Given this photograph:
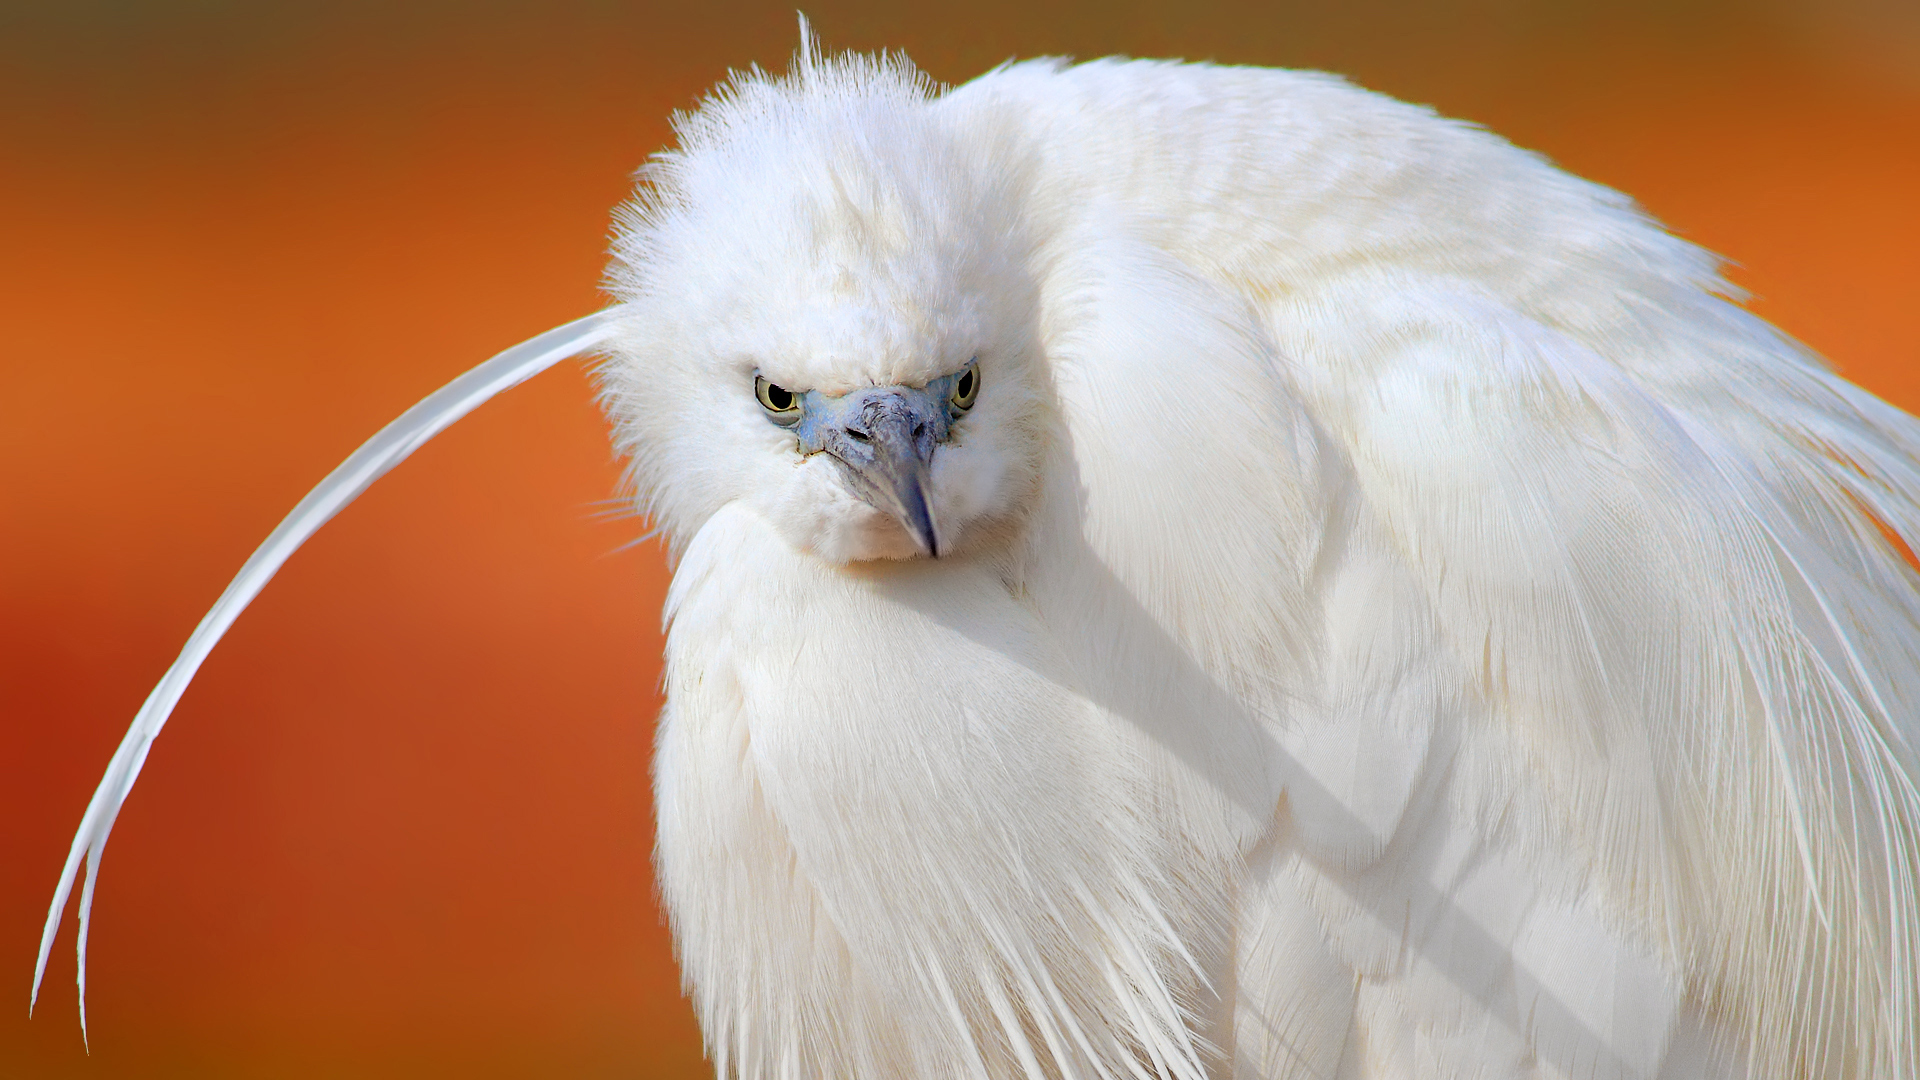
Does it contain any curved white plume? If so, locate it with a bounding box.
[32,310,618,1040]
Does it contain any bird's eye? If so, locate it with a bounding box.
[755,376,802,424]
[950,362,980,412]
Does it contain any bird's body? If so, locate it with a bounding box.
[39,40,1920,1080]
[602,50,1920,1079]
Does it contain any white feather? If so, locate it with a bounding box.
[32,311,616,1038]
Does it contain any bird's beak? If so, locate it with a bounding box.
[811,389,942,557]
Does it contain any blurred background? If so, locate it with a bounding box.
[1,0,1915,1075]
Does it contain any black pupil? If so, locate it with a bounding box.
[956,369,975,399]
[766,384,793,410]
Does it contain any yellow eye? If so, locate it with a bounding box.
[755,375,801,422]
[950,362,980,411]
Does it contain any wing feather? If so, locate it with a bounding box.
[1271,269,1920,1076]
[972,57,1920,1074]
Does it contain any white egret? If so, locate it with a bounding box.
[36,35,1920,1079]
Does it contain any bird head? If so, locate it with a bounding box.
[599,49,1047,565]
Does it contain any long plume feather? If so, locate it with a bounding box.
[32,311,617,1038]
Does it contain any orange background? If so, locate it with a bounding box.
[2,2,1916,1076]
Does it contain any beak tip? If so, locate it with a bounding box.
[907,517,939,559]
[900,476,940,559]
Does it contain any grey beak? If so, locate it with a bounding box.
[815,390,940,557]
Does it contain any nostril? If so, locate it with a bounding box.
[846,428,872,443]
[911,422,926,440]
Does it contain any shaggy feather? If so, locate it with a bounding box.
[602,48,1920,1077]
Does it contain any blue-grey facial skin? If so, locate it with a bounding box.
[764,364,973,557]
